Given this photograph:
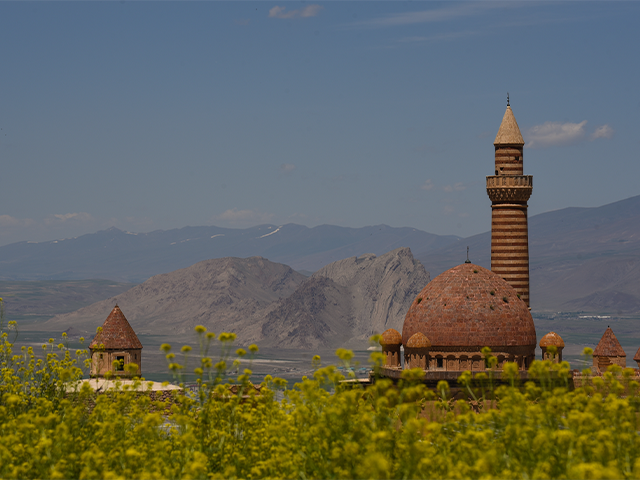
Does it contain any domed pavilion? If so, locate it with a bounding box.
[379,263,536,378]
[401,263,536,371]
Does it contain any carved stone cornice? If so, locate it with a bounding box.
[486,175,532,202]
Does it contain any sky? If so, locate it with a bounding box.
[0,1,639,246]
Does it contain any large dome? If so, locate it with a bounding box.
[402,263,536,348]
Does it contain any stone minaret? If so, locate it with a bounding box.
[486,102,532,306]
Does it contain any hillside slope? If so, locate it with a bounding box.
[45,248,430,349]
[45,257,306,336]
[259,248,430,349]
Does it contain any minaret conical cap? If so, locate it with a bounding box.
[494,106,525,146]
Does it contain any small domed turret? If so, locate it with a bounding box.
[540,332,565,363]
[404,332,431,370]
[406,332,431,349]
[380,328,402,346]
[379,329,402,369]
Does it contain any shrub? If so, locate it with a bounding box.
[2,308,640,479]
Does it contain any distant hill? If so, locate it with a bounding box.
[45,248,429,349]
[44,256,306,337]
[6,195,640,315]
[418,195,640,313]
[0,223,459,282]
[259,248,430,349]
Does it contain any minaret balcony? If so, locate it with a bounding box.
[486,175,533,202]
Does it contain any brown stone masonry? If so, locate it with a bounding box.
[489,203,531,306]
[487,105,532,307]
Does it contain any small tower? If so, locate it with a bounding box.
[486,101,533,306]
[405,332,430,370]
[593,327,626,372]
[540,332,565,363]
[634,347,640,369]
[379,329,402,369]
[89,305,143,377]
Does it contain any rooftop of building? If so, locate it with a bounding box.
[593,327,626,357]
[494,105,525,146]
[89,305,143,350]
[402,263,536,348]
[540,332,565,348]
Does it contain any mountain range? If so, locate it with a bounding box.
[418,195,640,312]
[0,224,458,282]
[4,194,640,315]
[45,248,429,349]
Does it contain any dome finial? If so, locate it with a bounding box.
[507,92,510,107]
[465,246,471,263]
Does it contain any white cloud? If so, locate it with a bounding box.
[526,121,587,149]
[420,179,434,191]
[280,163,296,173]
[45,212,94,225]
[591,124,614,140]
[269,5,323,19]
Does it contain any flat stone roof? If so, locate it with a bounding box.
[70,378,182,392]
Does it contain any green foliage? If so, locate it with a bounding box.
[2,311,640,479]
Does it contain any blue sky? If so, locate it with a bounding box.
[0,1,638,246]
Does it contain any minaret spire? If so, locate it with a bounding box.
[486,102,533,306]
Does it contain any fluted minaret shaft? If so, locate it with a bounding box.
[486,106,532,306]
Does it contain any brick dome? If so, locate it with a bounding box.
[380,328,402,346]
[540,332,565,348]
[406,332,431,349]
[402,263,536,348]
